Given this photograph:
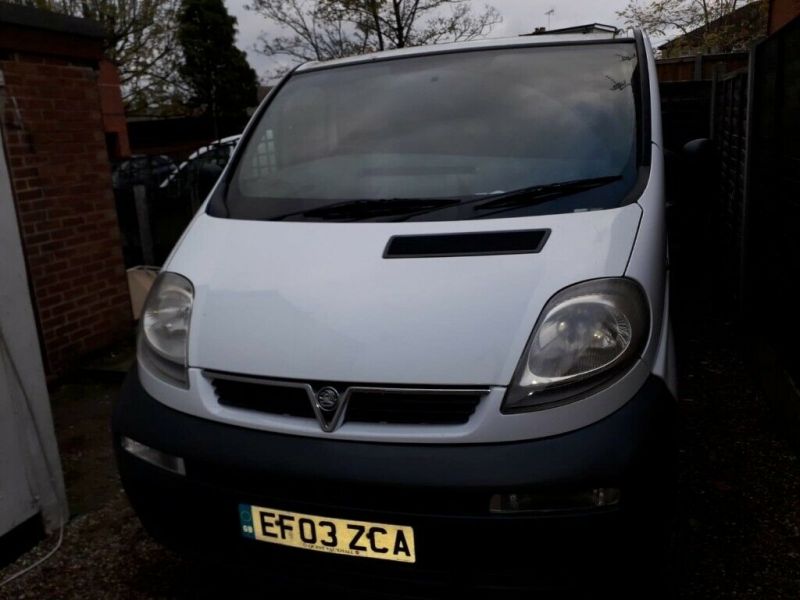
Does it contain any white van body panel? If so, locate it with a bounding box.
[138,32,674,444]
[652,274,678,397]
[625,42,670,388]
[137,357,651,444]
[627,147,666,369]
[168,205,641,387]
[296,33,621,73]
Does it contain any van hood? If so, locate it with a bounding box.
[169,206,642,386]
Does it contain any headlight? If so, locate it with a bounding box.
[138,272,194,388]
[503,278,649,412]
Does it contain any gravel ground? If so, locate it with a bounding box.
[1,293,799,598]
[673,314,800,598]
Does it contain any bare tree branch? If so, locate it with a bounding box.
[7,0,185,114]
[617,0,767,55]
[248,0,501,71]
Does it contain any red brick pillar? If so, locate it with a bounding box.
[1,10,132,377]
[98,59,130,160]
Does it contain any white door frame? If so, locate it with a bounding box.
[0,85,68,537]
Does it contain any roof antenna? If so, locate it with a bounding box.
[545,8,555,30]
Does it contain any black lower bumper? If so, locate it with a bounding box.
[112,368,676,594]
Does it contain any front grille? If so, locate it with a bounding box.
[208,372,485,427]
[212,378,315,419]
[345,390,480,425]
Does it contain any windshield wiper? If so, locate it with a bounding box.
[267,176,621,221]
[271,198,461,221]
[470,175,623,212]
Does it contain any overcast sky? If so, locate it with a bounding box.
[226,0,643,82]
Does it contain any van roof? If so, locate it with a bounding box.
[295,31,633,73]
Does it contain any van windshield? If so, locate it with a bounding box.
[223,42,643,221]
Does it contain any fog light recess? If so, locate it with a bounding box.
[121,437,186,475]
[489,488,621,513]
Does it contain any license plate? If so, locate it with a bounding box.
[239,503,416,563]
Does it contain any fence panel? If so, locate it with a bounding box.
[112,141,235,268]
[659,81,713,152]
[712,70,750,307]
[112,154,192,267]
[746,15,800,432]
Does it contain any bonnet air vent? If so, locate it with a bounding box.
[384,229,550,258]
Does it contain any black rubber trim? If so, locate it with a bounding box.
[634,29,653,167]
[383,229,550,258]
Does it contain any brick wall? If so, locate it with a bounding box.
[769,0,800,33]
[98,58,130,159]
[1,53,131,376]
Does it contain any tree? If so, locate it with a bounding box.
[336,0,502,49]
[618,0,767,56]
[245,0,373,63]
[177,0,259,124]
[7,1,184,114]
[247,0,501,69]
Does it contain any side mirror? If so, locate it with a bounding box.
[681,138,716,200]
[682,138,715,171]
[665,139,715,207]
[672,138,716,262]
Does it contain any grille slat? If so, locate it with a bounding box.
[212,378,315,419]
[209,373,483,427]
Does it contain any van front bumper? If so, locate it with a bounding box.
[112,367,676,594]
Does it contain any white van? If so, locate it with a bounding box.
[114,29,677,593]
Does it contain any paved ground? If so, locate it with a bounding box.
[1,290,800,598]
